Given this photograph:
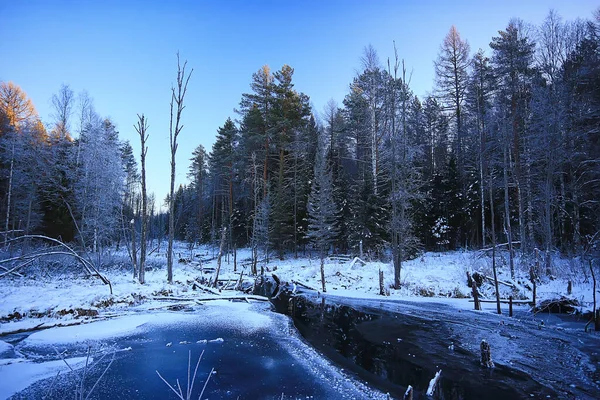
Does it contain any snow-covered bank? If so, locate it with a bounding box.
[1,244,597,328]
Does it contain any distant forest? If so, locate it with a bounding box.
[1,11,599,271]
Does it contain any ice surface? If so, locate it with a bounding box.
[0,357,88,399]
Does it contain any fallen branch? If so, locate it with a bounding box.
[479,241,521,252]
[234,270,244,291]
[291,280,317,291]
[0,259,35,277]
[349,257,367,268]
[479,274,516,289]
[194,281,221,295]
[5,235,112,294]
[0,265,23,277]
[469,299,531,304]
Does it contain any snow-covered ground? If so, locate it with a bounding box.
[1,243,596,330]
[0,242,597,398]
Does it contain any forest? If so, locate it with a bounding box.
[1,11,599,288]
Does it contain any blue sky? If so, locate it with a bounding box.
[0,0,596,207]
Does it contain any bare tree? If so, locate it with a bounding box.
[167,54,193,284]
[135,114,149,284]
[51,84,74,138]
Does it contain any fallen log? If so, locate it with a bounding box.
[349,257,367,268]
[196,295,270,302]
[479,274,517,289]
[469,299,531,304]
[193,281,221,295]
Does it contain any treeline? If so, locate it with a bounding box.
[1,11,599,282]
[0,84,157,252]
[172,11,600,270]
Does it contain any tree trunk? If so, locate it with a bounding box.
[489,171,500,314]
[4,141,15,246]
[131,219,138,279]
[213,227,227,288]
[503,145,515,279]
[320,250,326,293]
[167,54,192,284]
[137,115,149,285]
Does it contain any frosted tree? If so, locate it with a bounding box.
[0,82,42,244]
[74,117,124,252]
[385,53,421,288]
[307,130,338,293]
[51,84,74,138]
[490,19,536,260]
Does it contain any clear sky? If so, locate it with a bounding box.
[0,0,596,208]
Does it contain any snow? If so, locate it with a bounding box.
[0,357,88,399]
[0,241,597,397]
[22,313,194,346]
[1,244,596,331]
[0,341,12,356]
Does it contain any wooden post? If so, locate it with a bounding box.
[591,260,598,331]
[480,340,494,368]
[567,280,572,295]
[509,295,513,317]
[467,272,480,310]
[529,266,537,309]
[379,269,385,296]
[402,385,413,400]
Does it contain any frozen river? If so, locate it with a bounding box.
[1,300,384,399]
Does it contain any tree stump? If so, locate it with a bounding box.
[480,339,494,368]
[467,272,481,310]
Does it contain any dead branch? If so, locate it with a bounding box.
[5,235,112,294]
[291,280,318,291]
[0,264,24,277]
[194,280,221,295]
[0,258,35,277]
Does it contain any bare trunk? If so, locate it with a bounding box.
[320,251,326,293]
[489,171,500,313]
[213,227,227,288]
[167,54,193,284]
[131,220,138,279]
[136,115,149,285]
[503,145,515,279]
[4,142,15,246]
